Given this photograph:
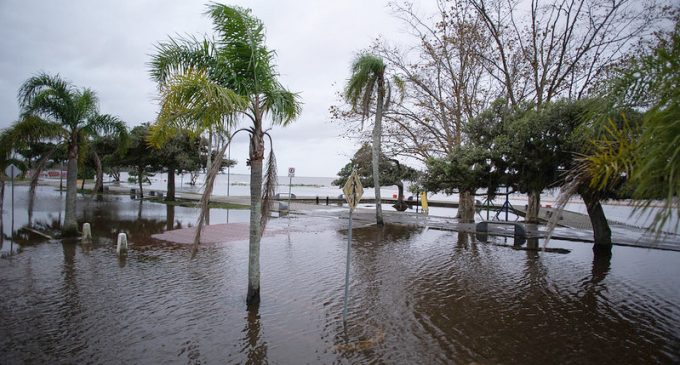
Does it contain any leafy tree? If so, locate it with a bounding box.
[505,100,590,223]
[81,131,129,196]
[465,99,592,223]
[5,74,125,236]
[123,124,160,198]
[149,4,301,306]
[93,135,126,184]
[201,149,237,173]
[151,131,202,201]
[333,143,419,211]
[422,146,500,222]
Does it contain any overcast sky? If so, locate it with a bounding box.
[0,0,437,177]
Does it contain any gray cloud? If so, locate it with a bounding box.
[0,0,428,177]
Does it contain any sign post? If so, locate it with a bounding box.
[342,169,363,323]
[287,167,295,212]
[227,142,231,197]
[5,164,21,251]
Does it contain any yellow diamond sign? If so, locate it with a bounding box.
[342,170,363,211]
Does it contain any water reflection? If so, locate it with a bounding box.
[60,240,84,354]
[580,251,612,309]
[242,308,268,365]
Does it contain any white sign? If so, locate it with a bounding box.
[342,170,364,211]
[288,167,295,178]
[4,163,21,179]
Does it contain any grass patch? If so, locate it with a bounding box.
[154,198,248,210]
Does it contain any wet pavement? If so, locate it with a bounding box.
[87,178,680,252]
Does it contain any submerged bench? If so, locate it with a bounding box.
[475,221,526,238]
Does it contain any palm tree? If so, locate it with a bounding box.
[10,73,126,236]
[344,54,400,225]
[545,23,680,252]
[150,4,301,307]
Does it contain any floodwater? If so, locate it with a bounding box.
[1,186,679,364]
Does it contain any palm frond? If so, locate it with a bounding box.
[632,100,680,233]
[260,136,277,232]
[261,85,302,126]
[21,88,71,123]
[191,137,230,258]
[157,70,247,132]
[149,35,216,84]
[582,117,636,193]
[207,4,264,46]
[543,170,585,248]
[74,89,100,122]
[1,115,66,153]
[18,72,73,108]
[83,114,129,156]
[344,53,386,119]
[206,3,274,95]
[147,120,180,149]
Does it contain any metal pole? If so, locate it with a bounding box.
[505,186,509,221]
[227,142,231,196]
[416,191,419,213]
[59,160,64,193]
[343,208,352,323]
[11,166,15,252]
[288,176,292,212]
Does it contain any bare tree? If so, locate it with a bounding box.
[332,0,494,222]
[468,0,665,222]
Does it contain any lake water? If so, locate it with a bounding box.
[1,186,679,363]
[108,171,679,231]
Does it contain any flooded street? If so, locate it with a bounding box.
[1,187,679,364]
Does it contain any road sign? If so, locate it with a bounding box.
[4,163,21,178]
[342,170,363,211]
[288,167,295,177]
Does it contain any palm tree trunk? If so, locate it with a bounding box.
[63,140,79,236]
[526,190,541,224]
[59,160,64,191]
[0,177,5,225]
[206,129,213,175]
[583,193,612,254]
[247,131,264,307]
[93,150,104,196]
[372,80,385,226]
[166,168,175,201]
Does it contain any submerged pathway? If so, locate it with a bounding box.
[288,203,680,252]
[36,179,680,251]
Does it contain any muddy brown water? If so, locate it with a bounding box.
[1,186,679,364]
